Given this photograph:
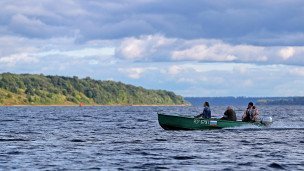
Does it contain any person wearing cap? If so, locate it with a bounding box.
[221,106,237,121]
[195,101,211,119]
[242,102,260,122]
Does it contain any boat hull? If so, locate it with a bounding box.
[158,113,268,130]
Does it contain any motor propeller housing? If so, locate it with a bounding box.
[261,116,273,126]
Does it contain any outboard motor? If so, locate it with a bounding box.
[261,116,273,126]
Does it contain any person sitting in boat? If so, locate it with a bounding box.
[195,101,211,119]
[220,106,237,121]
[242,102,260,122]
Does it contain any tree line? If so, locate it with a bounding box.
[0,73,185,105]
[185,96,304,106]
[256,97,304,105]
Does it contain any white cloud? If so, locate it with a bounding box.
[168,65,184,75]
[0,53,38,67]
[118,38,145,60]
[243,79,253,87]
[278,47,295,60]
[171,44,239,62]
[115,35,304,66]
[176,77,197,83]
[38,47,115,58]
[126,68,145,79]
[0,36,39,56]
[170,41,272,63]
[118,67,157,79]
[233,65,248,75]
[273,80,304,96]
[10,14,45,28]
[4,1,87,17]
[289,67,304,76]
[0,35,119,75]
[116,35,176,60]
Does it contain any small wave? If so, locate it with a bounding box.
[223,124,262,130]
[155,166,170,170]
[136,119,148,122]
[193,139,210,143]
[139,151,150,156]
[0,138,29,142]
[112,141,126,144]
[154,138,167,142]
[266,127,304,131]
[253,154,264,158]
[19,131,42,135]
[0,119,16,122]
[70,139,86,142]
[82,115,92,118]
[45,118,61,121]
[271,141,288,145]
[131,140,142,144]
[112,140,142,144]
[239,140,251,144]
[268,162,285,170]
[88,167,101,170]
[7,151,23,155]
[148,147,167,151]
[268,121,304,130]
[172,156,196,160]
[68,119,84,122]
[131,163,169,170]
[224,125,304,131]
[238,162,253,166]
[119,126,137,129]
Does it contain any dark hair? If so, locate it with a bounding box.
[248,102,254,106]
[204,101,210,107]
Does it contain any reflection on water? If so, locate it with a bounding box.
[0,105,303,170]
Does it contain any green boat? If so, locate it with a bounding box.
[158,113,272,130]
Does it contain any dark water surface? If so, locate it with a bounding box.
[0,106,303,170]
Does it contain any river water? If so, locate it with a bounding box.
[0,105,303,170]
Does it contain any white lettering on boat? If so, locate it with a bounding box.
[194,119,209,125]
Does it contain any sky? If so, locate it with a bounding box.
[1,0,304,97]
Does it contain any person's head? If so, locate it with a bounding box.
[203,101,210,107]
[248,102,254,108]
[227,106,233,110]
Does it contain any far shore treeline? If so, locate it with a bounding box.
[0,73,186,106]
[185,96,304,106]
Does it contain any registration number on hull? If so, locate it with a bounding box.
[194,119,217,126]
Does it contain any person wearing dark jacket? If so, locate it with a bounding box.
[195,101,211,119]
[221,106,237,121]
